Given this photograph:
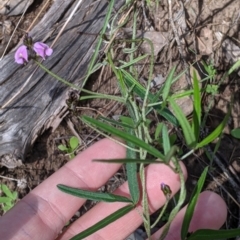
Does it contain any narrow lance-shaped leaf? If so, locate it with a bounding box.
[228,59,240,75]
[81,116,165,160]
[196,105,231,149]
[164,146,179,164]
[162,67,176,101]
[57,185,133,203]
[192,70,201,141]
[155,122,163,140]
[126,129,140,204]
[70,205,134,240]
[121,69,178,126]
[162,124,170,155]
[98,116,135,129]
[119,54,149,69]
[94,158,164,164]
[169,98,196,147]
[181,167,208,240]
[188,228,240,240]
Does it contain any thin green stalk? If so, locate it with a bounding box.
[82,0,116,87]
[151,199,170,229]
[160,157,186,240]
[35,61,125,103]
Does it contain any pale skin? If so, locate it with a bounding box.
[0,139,227,240]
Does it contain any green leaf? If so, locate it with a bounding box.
[125,129,139,204]
[11,192,18,200]
[2,205,12,212]
[162,67,176,101]
[94,158,164,164]
[81,116,165,160]
[0,184,13,199]
[118,54,149,69]
[228,59,240,75]
[98,116,135,129]
[206,84,218,94]
[57,185,133,203]
[169,98,196,147]
[181,167,208,240]
[160,108,179,126]
[121,69,178,126]
[164,146,179,164]
[162,124,170,155]
[169,133,177,145]
[58,145,68,151]
[155,122,163,140]
[192,70,201,141]
[69,136,79,150]
[196,107,231,149]
[231,128,240,139]
[188,228,240,240]
[4,201,13,207]
[70,205,134,240]
[152,69,186,103]
[119,116,135,128]
[0,197,12,203]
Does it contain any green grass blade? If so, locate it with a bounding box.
[192,70,201,141]
[126,129,139,204]
[162,124,170,155]
[188,228,240,240]
[162,67,176,101]
[228,59,240,75]
[160,108,179,126]
[181,167,208,240]
[70,205,134,240]
[155,122,163,140]
[81,116,165,160]
[57,185,132,203]
[169,98,196,147]
[196,107,230,149]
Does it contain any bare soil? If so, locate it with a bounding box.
[1,0,240,237]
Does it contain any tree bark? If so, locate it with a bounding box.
[0,0,124,168]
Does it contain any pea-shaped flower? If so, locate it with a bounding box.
[160,182,172,200]
[33,42,53,60]
[14,45,28,64]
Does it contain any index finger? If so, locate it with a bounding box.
[0,139,126,240]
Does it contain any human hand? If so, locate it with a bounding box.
[0,139,227,240]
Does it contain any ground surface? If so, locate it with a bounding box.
[1,0,240,238]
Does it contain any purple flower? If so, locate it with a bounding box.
[160,182,172,200]
[33,42,53,60]
[14,45,28,64]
